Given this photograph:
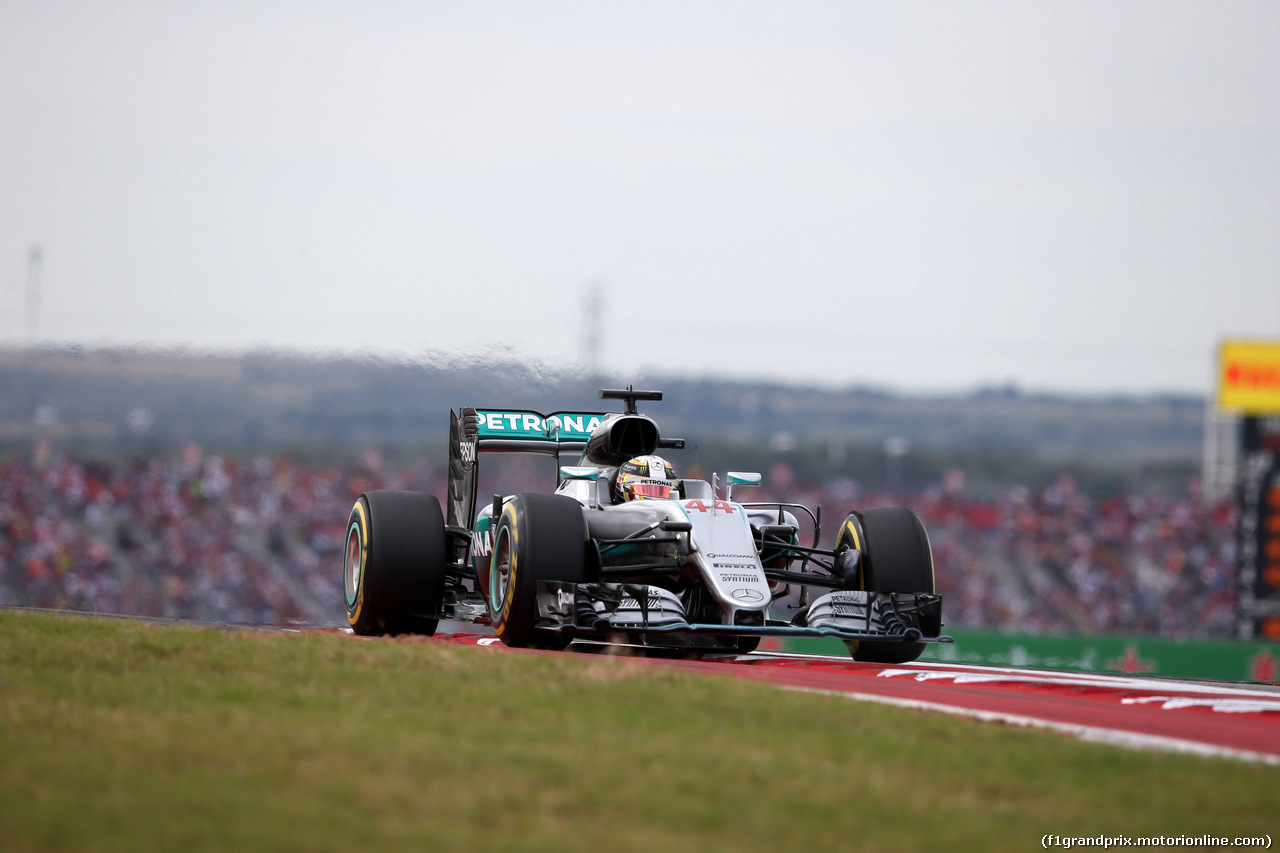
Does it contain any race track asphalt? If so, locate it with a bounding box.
[429,625,1280,765]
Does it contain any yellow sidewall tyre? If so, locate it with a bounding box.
[343,490,446,636]
[835,507,934,664]
[487,493,588,649]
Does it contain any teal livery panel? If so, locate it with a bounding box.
[473,410,608,443]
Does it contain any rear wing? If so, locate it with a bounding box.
[462,409,609,455]
[447,407,611,530]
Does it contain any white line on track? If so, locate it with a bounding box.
[880,666,1280,701]
[778,684,1280,766]
[743,650,1280,700]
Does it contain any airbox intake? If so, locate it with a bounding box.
[583,415,660,465]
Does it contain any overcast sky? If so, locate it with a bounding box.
[1,1,1277,395]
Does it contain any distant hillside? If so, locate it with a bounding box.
[0,346,1208,494]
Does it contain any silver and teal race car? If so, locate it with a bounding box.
[342,387,948,662]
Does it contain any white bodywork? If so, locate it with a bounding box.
[554,475,774,625]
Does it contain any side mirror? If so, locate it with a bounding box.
[559,466,601,481]
[560,466,604,508]
[725,471,761,501]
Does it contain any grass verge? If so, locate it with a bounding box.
[1,610,1275,852]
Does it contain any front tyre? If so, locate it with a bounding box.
[835,507,934,664]
[488,493,588,650]
[344,490,447,636]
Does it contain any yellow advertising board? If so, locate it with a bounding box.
[1218,339,1280,414]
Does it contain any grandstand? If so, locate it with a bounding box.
[0,451,1235,638]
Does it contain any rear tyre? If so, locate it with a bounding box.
[835,507,934,664]
[488,493,588,650]
[344,491,447,636]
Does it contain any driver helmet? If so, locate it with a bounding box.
[615,455,678,502]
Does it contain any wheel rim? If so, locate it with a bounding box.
[343,521,362,607]
[490,525,512,614]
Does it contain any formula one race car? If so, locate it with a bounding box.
[342,388,949,662]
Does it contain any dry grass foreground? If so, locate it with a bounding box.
[1,609,1275,853]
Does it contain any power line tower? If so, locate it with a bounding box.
[580,279,605,379]
[26,244,42,345]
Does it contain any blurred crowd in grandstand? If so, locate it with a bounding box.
[0,448,1237,637]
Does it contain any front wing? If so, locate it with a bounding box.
[535,581,953,646]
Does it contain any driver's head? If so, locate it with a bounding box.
[615,455,678,502]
